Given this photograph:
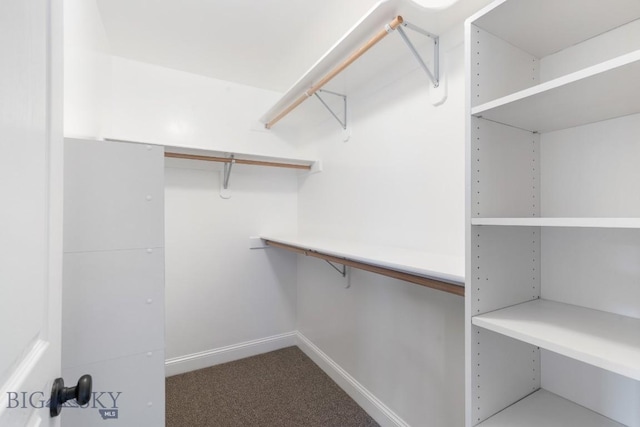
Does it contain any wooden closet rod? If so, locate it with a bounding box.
[264,240,465,297]
[164,152,311,170]
[265,16,404,129]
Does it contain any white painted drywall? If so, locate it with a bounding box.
[294,24,468,427]
[105,57,301,374]
[107,56,301,158]
[164,158,299,372]
[64,0,111,139]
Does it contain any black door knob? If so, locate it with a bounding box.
[49,374,92,417]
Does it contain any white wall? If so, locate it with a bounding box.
[63,4,307,158]
[164,158,299,375]
[294,24,468,427]
[107,57,301,158]
[63,0,111,139]
[104,57,302,375]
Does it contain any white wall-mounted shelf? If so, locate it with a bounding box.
[261,234,464,292]
[473,299,640,381]
[478,389,623,427]
[471,50,640,133]
[107,138,321,173]
[470,0,640,59]
[260,0,493,128]
[471,218,640,229]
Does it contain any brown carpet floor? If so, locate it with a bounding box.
[166,346,380,427]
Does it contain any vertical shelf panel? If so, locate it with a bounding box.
[471,226,540,316]
[63,138,166,426]
[472,327,540,425]
[64,138,164,252]
[471,117,539,218]
[471,25,539,107]
[63,248,165,367]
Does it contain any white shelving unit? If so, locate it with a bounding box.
[466,1,640,426]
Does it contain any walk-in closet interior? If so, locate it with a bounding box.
[56,0,640,425]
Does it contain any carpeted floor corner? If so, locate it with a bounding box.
[166,346,380,427]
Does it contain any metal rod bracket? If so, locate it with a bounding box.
[397,22,439,88]
[223,154,235,190]
[313,89,347,130]
[325,259,347,277]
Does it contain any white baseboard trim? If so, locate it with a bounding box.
[165,331,409,426]
[295,332,410,427]
[165,331,297,377]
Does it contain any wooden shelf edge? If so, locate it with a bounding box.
[164,152,312,170]
[264,239,465,296]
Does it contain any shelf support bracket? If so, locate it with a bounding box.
[313,89,347,129]
[324,259,347,277]
[223,154,235,190]
[397,22,439,88]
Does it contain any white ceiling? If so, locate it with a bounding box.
[95,0,490,93]
[96,0,382,92]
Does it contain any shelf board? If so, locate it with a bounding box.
[260,0,493,127]
[469,0,640,58]
[471,50,640,133]
[106,138,320,172]
[260,234,464,287]
[473,299,640,381]
[471,218,640,229]
[478,389,622,427]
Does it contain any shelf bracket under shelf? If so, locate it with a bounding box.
[324,259,347,278]
[313,89,347,129]
[397,22,439,88]
[223,154,235,190]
